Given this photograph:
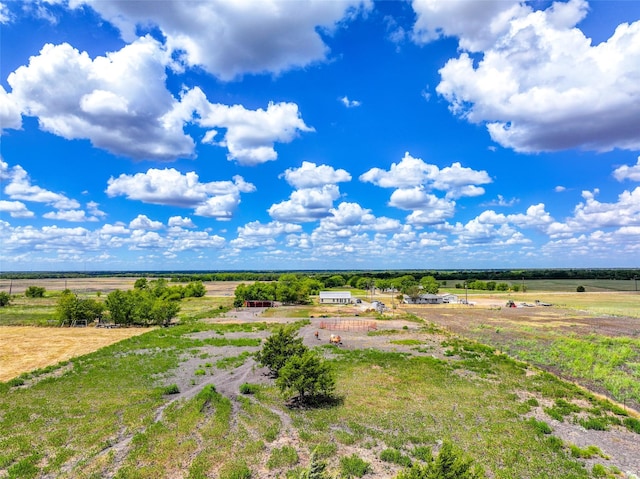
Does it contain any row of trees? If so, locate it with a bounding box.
[234,274,323,306]
[54,279,206,326]
[454,280,524,292]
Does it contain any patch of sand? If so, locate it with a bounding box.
[0,326,149,381]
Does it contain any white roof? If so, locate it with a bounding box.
[319,291,352,299]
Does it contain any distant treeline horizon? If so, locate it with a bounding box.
[1,268,638,282]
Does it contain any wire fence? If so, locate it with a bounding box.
[319,319,377,332]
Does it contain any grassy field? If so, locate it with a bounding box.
[1,280,639,478]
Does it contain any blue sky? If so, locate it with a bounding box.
[1,0,640,271]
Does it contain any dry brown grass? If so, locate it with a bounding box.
[0,326,149,381]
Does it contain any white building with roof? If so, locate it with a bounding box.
[319,291,353,304]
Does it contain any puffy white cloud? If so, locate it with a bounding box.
[168,216,196,228]
[76,0,372,80]
[231,220,302,249]
[5,38,197,160]
[2,162,80,209]
[360,152,491,197]
[106,168,255,220]
[43,209,99,222]
[268,185,341,222]
[411,0,523,50]
[281,161,351,189]
[0,85,22,130]
[433,0,640,152]
[360,152,438,188]
[340,96,361,108]
[613,156,640,182]
[166,228,225,251]
[0,200,34,218]
[166,88,314,165]
[316,202,401,235]
[129,214,164,231]
[546,187,640,237]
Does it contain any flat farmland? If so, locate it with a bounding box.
[0,326,149,382]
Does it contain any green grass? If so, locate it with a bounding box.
[2,314,634,478]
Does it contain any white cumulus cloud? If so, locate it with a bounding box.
[106,168,255,220]
[431,0,640,153]
[75,0,372,80]
[613,157,640,182]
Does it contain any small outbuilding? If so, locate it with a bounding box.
[244,300,275,308]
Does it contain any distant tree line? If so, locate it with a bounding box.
[3,268,638,282]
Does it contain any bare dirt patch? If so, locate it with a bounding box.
[0,326,149,381]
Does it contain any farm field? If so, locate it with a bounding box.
[1,280,639,478]
[0,327,149,382]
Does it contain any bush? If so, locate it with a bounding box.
[578,417,608,431]
[7,377,25,388]
[267,446,299,470]
[162,384,180,395]
[380,448,412,467]
[395,442,485,479]
[239,383,260,395]
[0,291,10,307]
[623,417,640,434]
[576,285,586,292]
[340,453,371,478]
[219,462,252,479]
[25,286,46,298]
[526,418,552,435]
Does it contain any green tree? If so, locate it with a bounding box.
[0,292,11,307]
[420,275,439,294]
[133,278,148,290]
[105,289,135,325]
[25,286,46,298]
[324,275,346,288]
[184,280,206,298]
[56,290,104,325]
[255,326,308,376]
[395,442,485,479]
[276,350,335,403]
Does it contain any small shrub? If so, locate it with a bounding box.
[162,384,180,395]
[395,442,485,479]
[194,369,206,376]
[411,446,433,462]
[380,448,412,467]
[526,418,552,435]
[339,453,371,478]
[220,462,252,479]
[569,444,604,459]
[526,397,540,407]
[267,445,299,470]
[623,417,640,434]
[313,443,337,460]
[0,291,11,307]
[546,436,564,452]
[7,377,25,388]
[578,417,608,431]
[591,464,608,478]
[239,383,260,395]
[576,285,585,292]
[25,286,46,298]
